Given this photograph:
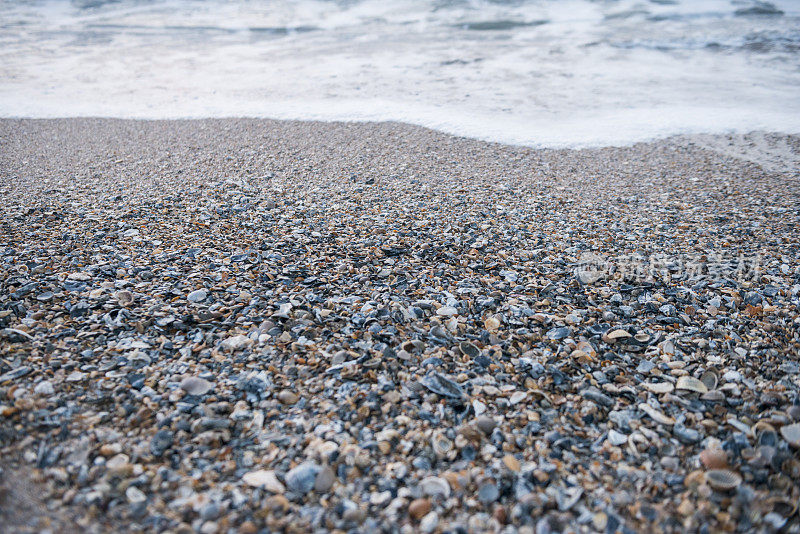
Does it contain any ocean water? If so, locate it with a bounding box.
[1,0,799,147]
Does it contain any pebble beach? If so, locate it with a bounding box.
[1,118,800,533]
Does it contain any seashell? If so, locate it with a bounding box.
[704,469,741,491]
[676,376,708,394]
[457,424,483,442]
[754,422,778,447]
[767,496,799,519]
[570,349,592,362]
[509,391,527,404]
[740,447,759,462]
[128,350,151,368]
[105,370,127,379]
[781,458,800,479]
[531,313,551,324]
[639,403,675,426]
[420,372,465,399]
[484,316,501,332]
[555,486,583,511]
[603,329,631,342]
[700,369,718,390]
[242,470,285,493]
[757,445,776,465]
[634,333,650,344]
[459,341,481,359]
[780,422,800,448]
[575,341,596,357]
[115,290,134,305]
[405,381,425,394]
[546,326,570,340]
[431,432,453,458]
[701,390,725,402]
[362,357,382,369]
[402,340,424,353]
[768,473,794,493]
[644,382,674,394]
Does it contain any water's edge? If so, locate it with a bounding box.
[3,116,798,174]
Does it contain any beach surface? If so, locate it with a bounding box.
[1,118,799,533]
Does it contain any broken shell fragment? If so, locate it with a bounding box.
[700,369,718,391]
[644,382,674,394]
[676,376,708,394]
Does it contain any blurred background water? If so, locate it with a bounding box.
[1,0,799,146]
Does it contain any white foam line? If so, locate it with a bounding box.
[2,93,800,149]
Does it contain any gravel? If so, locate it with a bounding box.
[1,118,799,533]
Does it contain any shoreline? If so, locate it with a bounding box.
[2,116,800,169]
[1,118,799,533]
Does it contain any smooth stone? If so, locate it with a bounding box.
[408,498,431,520]
[285,462,321,494]
[34,380,54,395]
[700,447,728,469]
[0,366,31,383]
[608,429,628,446]
[150,430,174,456]
[66,371,85,382]
[126,486,147,503]
[478,482,499,505]
[420,476,450,498]
[180,376,214,396]
[673,423,702,444]
[582,387,615,408]
[277,390,299,405]
[220,334,253,352]
[436,306,458,317]
[476,416,497,435]
[502,455,520,472]
[314,466,335,492]
[509,391,527,404]
[576,269,603,284]
[420,511,439,533]
[780,422,800,448]
[636,360,656,374]
[546,326,570,340]
[188,289,208,303]
[106,454,131,472]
